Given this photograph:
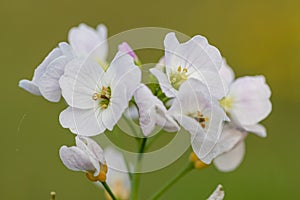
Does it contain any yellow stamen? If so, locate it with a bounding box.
[177,66,182,72]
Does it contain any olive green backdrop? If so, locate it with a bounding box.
[1,0,299,199]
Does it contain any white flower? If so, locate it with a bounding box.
[168,79,226,164]
[59,51,141,136]
[207,184,224,200]
[150,32,225,99]
[69,23,108,67]
[103,147,131,200]
[134,84,180,137]
[214,61,272,172]
[221,75,272,127]
[19,23,108,102]
[19,42,73,102]
[59,136,107,182]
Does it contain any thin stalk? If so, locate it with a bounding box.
[131,138,147,200]
[150,163,194,200]
[101,181,117,200]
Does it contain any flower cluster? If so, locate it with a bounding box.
[19,23,272,200]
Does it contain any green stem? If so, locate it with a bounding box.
[138,137,147,160]
[150,162,194,200]
[101,181,117,200]
[131,138,148,200]
[145,131,163,151]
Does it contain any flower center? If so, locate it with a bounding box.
[92,86,111,109]
[219,96,233,111]
[170,66,188,89]
[190,111,209,129]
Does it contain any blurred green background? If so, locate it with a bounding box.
[1,0,299,199]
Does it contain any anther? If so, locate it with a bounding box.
[177,66,182,72]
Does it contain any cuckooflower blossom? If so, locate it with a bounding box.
[19,42,73,102]
[150,32,225,99]
[59,51,141,136]
[168,79,226,164]
[207,185,225,200]
[19,23,108,102]
[219,61,272,128]
[213,61,272,172]
[134,84,180,137]
[103,147,131,200]
[59,136,107,182]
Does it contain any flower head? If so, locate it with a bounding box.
[59,136,107,182]
[134,84,180,137]
[168,79,226,164]
[59,51,141,136]
[19,23,108,102]
[150,32,225,99]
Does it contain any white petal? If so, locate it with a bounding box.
[124,105,139,120]
[59,106,106,136]
[58,42,75,58]
[168,79,211,115]
[243,123,267,138]
[135,84,179,136]
[228,76,272,125]
[207,184,225,200]
[208,124,246,160]
[192,104,226,164]
[219,58,235,87]
[134,85,157,135]
[60,58,104,109]
[101,102,123,131]
[18,80,41,95]
[68,23,108,62]
[96,24,108,42]
[33,47,63,82]
[38,56,69,102]
[59,145,96,172]
[19,47,63,95]
[213,141,245,172]
[164,32,180,67]
[149,68,177,98]
[76,136,106,164]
